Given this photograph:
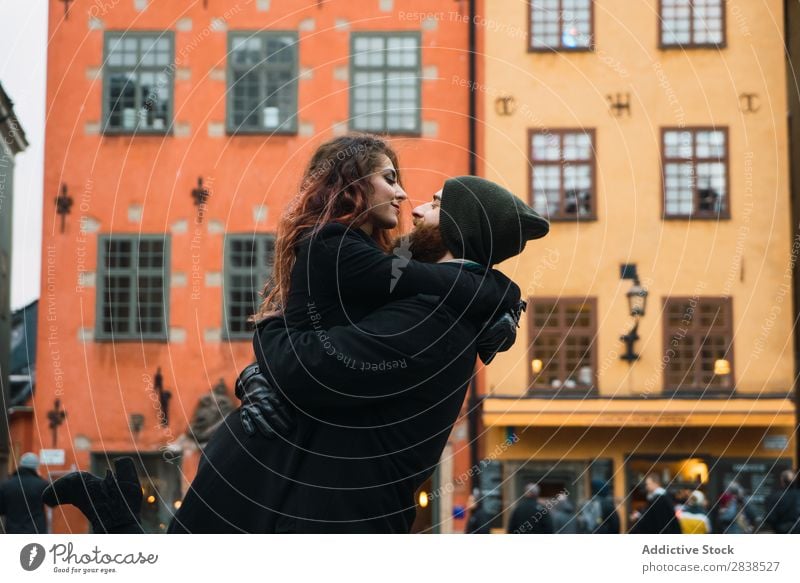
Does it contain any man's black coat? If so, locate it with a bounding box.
[506,497,554,534]
[0,468,50,533]
[630,490,682,534]
[170,296,478,533]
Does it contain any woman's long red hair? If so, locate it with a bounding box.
[255,133,402,320]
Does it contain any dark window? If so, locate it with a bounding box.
[660,0,725,48]
[529,0,593,51]
[528,298,597,393]
[96,236,169,340]
[662,128,728,218]
[663,297,733,393]
[223,234,275,338]
[350,32,421,133]
[103,32,174,133]
[227,32,298,133]
[530,129,596,220]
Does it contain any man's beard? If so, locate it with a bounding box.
[394,224,450,263]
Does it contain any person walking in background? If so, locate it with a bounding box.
[678,491,712,534]
[761,470,800,534]
[507,483,554,534]
[629,473,682,534]
[0,453,53,534]
[464,491,493,534]
[551,493,578,534]
[580,479,620,534]
[716,482,756,534]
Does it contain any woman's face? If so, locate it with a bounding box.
[364,155,407,233]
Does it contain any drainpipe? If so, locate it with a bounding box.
[468,0,477,176]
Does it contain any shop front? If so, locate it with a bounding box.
[481,397,796,532]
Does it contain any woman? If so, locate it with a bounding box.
[45,134,533,533]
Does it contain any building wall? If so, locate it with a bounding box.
[0,143,13,479]
[36,0,473,531]
[482,0,794,398]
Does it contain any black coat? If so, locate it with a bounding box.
[507,497,554,534]
[630,491,682,534]
[763,487,800,534]
[0,468,51,534]
[171,223,517,533]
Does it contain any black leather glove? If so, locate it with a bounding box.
[42,457,144,533]
[236,362,296,439]
[477,300,526,365]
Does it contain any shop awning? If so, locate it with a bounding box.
[482,397,796,428]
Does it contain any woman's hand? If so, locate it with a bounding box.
[236,363,296,439]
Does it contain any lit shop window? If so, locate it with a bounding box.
[528,298,597,394]
[663,297,733,393]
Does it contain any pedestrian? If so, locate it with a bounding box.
[583,479,620,534]
[678,490,712,534]
[716,482,756,534]
[762,470,800,534]
[629,473,682,534]
[551,493,578,534]
[507,483,554,534]
[0,453,53,534]
[464,492,494,534]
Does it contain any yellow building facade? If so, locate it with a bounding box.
[479,0,796,531]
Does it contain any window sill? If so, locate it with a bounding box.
[527,46,594,54]
[225,128,298,137]
[543,215,598,222]
[659,42,727,51]
[347,127,423,138]
[526,387,598,398]
[661,214,731,221]
[661,388,735,398]
[102,128,173,137]
[93,335,170,343]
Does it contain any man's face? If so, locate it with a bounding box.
[412,189,442,228]
[644,476,657,494]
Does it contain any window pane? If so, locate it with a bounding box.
[105,34,172,131]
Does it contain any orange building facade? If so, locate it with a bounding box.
[35,0,478,533]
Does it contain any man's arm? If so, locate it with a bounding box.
[254,296,477,409]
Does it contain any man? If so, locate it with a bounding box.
[506,483,554,534]
[629,473,682,534]
[45,176,549,533]
[0,453,53,533]
[762,469,800,534]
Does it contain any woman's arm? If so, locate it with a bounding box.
[310,223,520,321]
[253,296,475,409]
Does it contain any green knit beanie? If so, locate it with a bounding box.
[439,176,549,266]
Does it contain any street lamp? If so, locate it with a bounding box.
[620,265,648,363]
